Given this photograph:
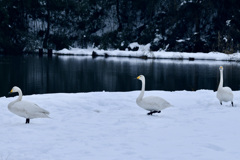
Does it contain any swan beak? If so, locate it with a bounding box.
[137,76,141,79]
[8,89,14,94]
[6,90,16,97]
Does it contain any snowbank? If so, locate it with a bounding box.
[1,90,240,160]
[54,45,240,61]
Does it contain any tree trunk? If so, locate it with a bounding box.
[116,0,122,31]
[43,0,50,49]
[193,0,201,52]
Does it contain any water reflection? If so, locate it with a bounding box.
[0,55,239,96]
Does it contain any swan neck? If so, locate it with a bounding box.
[16,89,23,101]
[218,70,223,90]
[138,79,145,100]
[8,89,22,110]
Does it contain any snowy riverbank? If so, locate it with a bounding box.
[54,46,240,61]
[1,90,240,160]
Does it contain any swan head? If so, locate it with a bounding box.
[9,86,21,93]
[137,75,145,81]
[219,66,223,71]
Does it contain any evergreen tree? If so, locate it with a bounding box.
[0,0,240,53]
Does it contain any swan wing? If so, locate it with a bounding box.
[217,87,233,102]
[11,101,50,119]
[140,96,171,111]
[223,87,233,93]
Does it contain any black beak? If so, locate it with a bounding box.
[5,92,17,98]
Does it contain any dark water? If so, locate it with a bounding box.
[0,54,240,97]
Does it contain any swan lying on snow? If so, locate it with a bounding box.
[8,86,50,124]
[216,66,234,106]
[136,75,171,115]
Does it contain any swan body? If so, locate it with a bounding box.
[8,86,50,123]
[136,75,171,115]
[216,66,234,106]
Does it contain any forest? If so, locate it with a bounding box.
[0,0,240,54]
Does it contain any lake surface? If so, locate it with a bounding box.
[0,54,239,97]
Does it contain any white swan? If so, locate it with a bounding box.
[216,66,234,106]
[136,75,171,115]
[8,86,50,123]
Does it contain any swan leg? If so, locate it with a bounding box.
[26,118,30,124]
[231,102,234,107]
[147,111,161,115]
[147,111,154,115]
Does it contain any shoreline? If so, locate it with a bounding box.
[53,48,240,62]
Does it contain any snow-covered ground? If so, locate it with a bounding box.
[1,90,240,160]
[54,43,240,61]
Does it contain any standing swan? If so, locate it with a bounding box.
[136,75,171,115]
[216,66,234,106]
[8,86,50,123]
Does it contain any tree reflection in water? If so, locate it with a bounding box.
[0,55,239,97]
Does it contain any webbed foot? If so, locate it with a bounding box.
[147,111,161,115]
